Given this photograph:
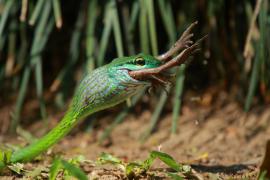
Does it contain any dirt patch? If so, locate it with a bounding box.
[0,91,269,179]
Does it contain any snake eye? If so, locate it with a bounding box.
[134,57,145,66]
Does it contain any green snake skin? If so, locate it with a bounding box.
[0,54,161,168]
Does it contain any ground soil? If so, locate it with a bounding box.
[0,90,269,179]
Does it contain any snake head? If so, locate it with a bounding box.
[110,53,161,71]
[108,53,164,87]
[108,53,175,93]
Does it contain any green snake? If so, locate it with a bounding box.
[0,22,202,169]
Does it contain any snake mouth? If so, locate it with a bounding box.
[128,68,175,93]
[118,68,150,86]
[119,68,173,92]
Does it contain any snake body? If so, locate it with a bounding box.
[0,21,202,169]
[0,54,160,168]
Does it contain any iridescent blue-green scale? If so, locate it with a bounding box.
[71,66,127,118]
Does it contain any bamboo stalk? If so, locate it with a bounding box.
[11,1,54,131]
[52,0,63,28]
[112,0,124,57]
[146,0,158,56]
[0,0,15,40]
[85,0,97,73]
[19,0,28,22]
[245,43,261,111]
[29,0,45,26]
[97,3,113,66]
[139,0,149,54]
[172,65,185,134]
[245,0,267,111]
[126,1,139,55]
[141,89,169,141]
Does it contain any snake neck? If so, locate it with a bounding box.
[10,109,79,163]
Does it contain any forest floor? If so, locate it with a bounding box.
[0,89,269,179]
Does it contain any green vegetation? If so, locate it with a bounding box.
[50,157,88,180]
[0,152,89,179]
[0,0,269,138]
[1,150,191,179]
[97,151,191,179]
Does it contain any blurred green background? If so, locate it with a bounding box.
[0,0,269,137]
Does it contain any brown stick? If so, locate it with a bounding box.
[243,0,262,72]
[157,21,198,62]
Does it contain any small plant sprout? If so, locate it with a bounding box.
[97,151,191,179]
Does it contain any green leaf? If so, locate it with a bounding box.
[96,152,126,172]
[167,172,184,180]
[96,151,182,178]
[143,151,181,172]
[0,148,13,164]
[0,150,5,164]
[68,155,85,165]
[258,170,268,180]
[49,158,63,180]
[0,162,5,169]
[97,152,122,165]
[126,162,143,176]
[7,163,24,174]
[142,154,155,170]
[61,160,88,180]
